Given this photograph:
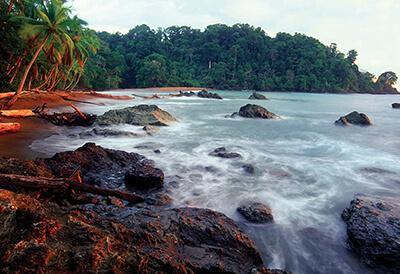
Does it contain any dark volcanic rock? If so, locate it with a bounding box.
[209,147,242,159]
[392,103,400,109]
[0,143,163,190]
[249,92,268,100]
[96,105,176,126]
[342,195,400,271]
[197,90,223,99]
[0,189,265,274]
[235,104,278,119]
[335,111,372,126]
[237,202,274,223]
[125,164,164,190]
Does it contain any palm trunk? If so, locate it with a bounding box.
[69,71,82,91]
[5,34,50,109]
[6,0,14,16]
[8,57,23,83]
[34,67,54,90]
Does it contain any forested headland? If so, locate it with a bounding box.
[1,0,398,101]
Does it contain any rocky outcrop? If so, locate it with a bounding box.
[249,92,268,100]
[335,111,372,126]
[0,189,265,273]
[96,105,176,126]
[209,147,242,159]
[125,165,164,189]
[237,202,274,223]
[197,90,223,99]
[231,104,278,119]
[0,143,164,191]
[392,103,400,109]
[342,195,400,272]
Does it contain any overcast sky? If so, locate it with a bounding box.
[70,0,400,85]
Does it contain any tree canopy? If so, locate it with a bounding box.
[1,2,398,95]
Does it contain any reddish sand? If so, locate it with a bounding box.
[0,91,111,159]
[0,88,207,159]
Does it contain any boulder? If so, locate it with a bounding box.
[0,143,164,191]
[96,105,176,126]
[342,195,400,271]
[335,111,372,126]
[392,103,400,109]
[237,202,274,223]
[249,92,268,100]
[0,189,265,274]
[197,90,223,99]
[233,104,278,119]
[209,147,242,159]
[125,164,164,189]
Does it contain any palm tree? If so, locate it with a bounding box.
[5,0,75,108]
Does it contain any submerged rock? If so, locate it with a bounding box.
[232,104,278,119]
[335,111,372,126]
[249,92,268,100]
[197,90,223,99]
[392,103,400,109]
[209,147,242,159]
[79,128,141,138]
[242,164,256,174]
[0,189,265,273]
[342,195,400,271]
[96,105,176,126]
[143,125,160,135]
[237,202,274,223]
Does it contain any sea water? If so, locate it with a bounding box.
[31,90,400,274]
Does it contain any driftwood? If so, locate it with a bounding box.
[0,173,145,204]
[33,103,97,126]
[59,95,105,106]
[132,93,163,99]
[0,109,36,118]
[0,123,20,134]
[0,92,14,100]
[89,91,134,100]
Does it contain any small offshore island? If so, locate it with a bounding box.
[1,1,400,274]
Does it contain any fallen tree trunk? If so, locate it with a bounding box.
[59,95,105,106]
[33,103,97,126]
[0,109,36,118]
[0,123,21,134]
[89,91,134,100]
[0,92,15,100]
[0,173,145,204]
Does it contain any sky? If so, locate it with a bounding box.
[70,0,400,86]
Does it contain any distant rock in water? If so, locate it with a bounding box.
[96,105,176,126]
[392,103,400,109]
[209,147,242,159]
[342,195,400,272]
[242,164,256,174]
[178,90,196,97]
[335,111,372,126]
[237,202,274,223]
[231,104,278,119]
[249,92,268,100]
[197,90,223,99]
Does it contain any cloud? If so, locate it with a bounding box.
[70,0,400,83]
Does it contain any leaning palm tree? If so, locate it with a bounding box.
[5,0,75,108]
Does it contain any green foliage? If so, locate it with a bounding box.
[82,23,397,93]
